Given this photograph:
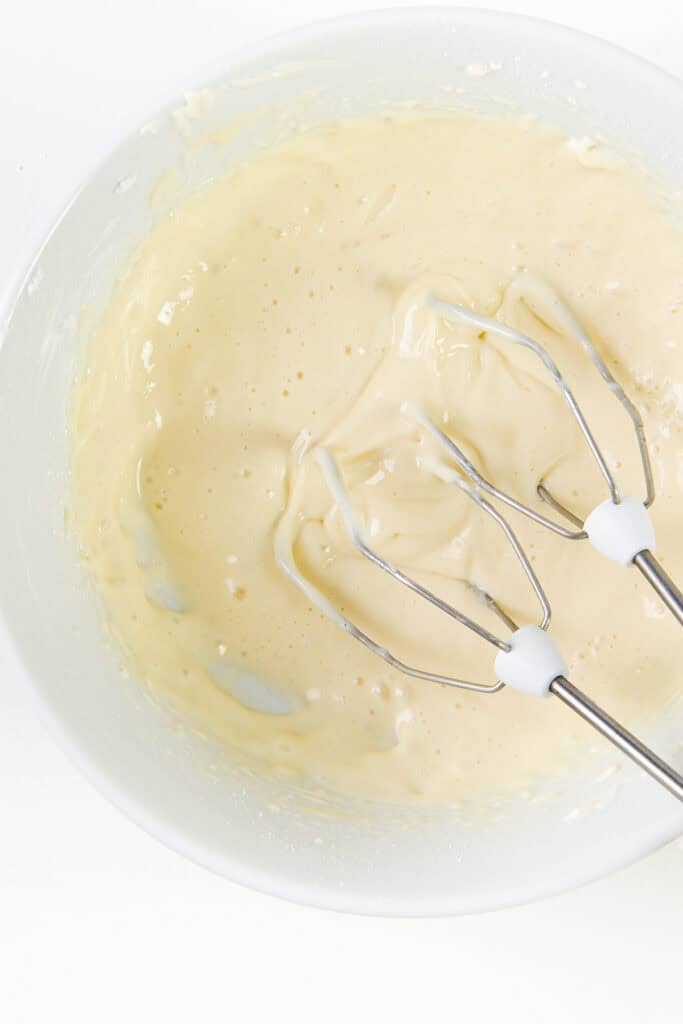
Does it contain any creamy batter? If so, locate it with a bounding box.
[71,112,683,803]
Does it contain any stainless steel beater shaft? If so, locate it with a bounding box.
[632,550,683,625]
[550,677,683,800]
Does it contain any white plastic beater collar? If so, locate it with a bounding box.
[584,494,656,566]
[495,625,567,698]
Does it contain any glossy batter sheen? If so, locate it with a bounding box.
[71,112,683,803]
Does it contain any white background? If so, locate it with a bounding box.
[1,1,682,1021]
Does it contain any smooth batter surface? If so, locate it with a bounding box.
[72,112,683,803]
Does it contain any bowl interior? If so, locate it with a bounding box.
[1,9,682,915]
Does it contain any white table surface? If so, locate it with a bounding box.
[1,1,682,1020]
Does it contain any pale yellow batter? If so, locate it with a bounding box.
[71,112,683,803]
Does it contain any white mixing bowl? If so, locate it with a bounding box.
[1,8,682,915]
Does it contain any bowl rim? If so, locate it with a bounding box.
[2,5,682,917]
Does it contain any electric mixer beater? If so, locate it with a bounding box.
[276,281,683,801]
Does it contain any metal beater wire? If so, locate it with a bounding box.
[428,294,655,529]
